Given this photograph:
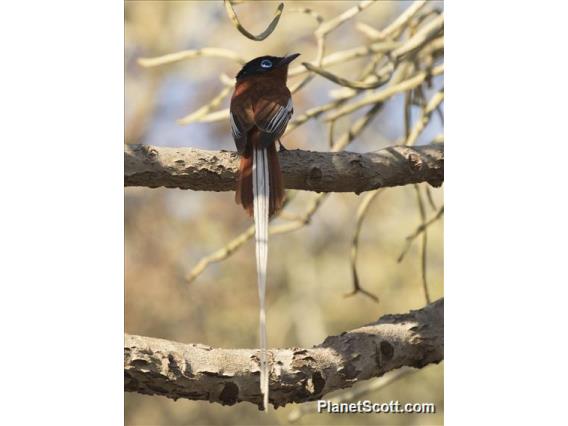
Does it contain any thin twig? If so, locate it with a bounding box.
[223,0,284,41]
[188,108,229,124]
[186,226,255,284]
[405,89,444,146]
[346,189,384,302]
[289,20,326,94]
[331,102,384,152]
[269,193,328,234]
[327,119,336,149]
[177,86,232,125]
[425,186,438,211]
[398,205,444,263]
[315,0,375,38]
[302,61,394,90]
[414,184,431,304]
[138,47,246,68]
[374,0,428,41]
[287,7,324,25]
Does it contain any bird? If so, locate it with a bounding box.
[229,53,300,411]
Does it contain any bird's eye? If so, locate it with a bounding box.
[260,59,272,69]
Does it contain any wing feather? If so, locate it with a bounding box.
[230,111,249,154]
[254,96,293,140]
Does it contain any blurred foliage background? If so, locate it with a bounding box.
[125,1,443,425]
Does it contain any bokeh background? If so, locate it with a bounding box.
[125,1,444,425]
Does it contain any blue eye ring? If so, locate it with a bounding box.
[260,59,272,69]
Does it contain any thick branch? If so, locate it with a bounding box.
[124,143,443,193]
[125,298,443,408]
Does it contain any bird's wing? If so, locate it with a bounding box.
[254,97,294,136]
[229,111,247,154]
[253,90,293,142]
[230,90,257,154]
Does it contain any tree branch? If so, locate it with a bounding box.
[124,143,443,193]
[124,298,443,409]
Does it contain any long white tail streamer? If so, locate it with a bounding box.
[252,145,269,411]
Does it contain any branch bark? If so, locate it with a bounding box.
[124,143,443,193]
[125,298,443,409]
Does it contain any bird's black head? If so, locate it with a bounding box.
[236,53,300,80]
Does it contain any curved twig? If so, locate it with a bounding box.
[224,0,284,41]
[177,86,232,125]
[346,189,384,303]
[302,62,393,90]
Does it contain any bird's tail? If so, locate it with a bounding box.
[253,144,269,411]
[235,132,284,411]
[235,136,284,217]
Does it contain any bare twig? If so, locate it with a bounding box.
[302,61,393,90]
[414,184,431,304]
[327,119,336,149]
[287,7,323,25]
[186,226,254,284]
[330,102,385,152]
[285,100,343,133]
[223,0,284,41]
[375,0,428,41]
[188,108,229,124]
[315,0,376,38]
[138,47,246,68]
[270,193,328,234]
[346,189,384,302]
[425,185,438,211]
[177,86,232,125]
[405,89,444,146]
[398,205,444,263]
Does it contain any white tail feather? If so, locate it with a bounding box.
[252,146,269,411]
